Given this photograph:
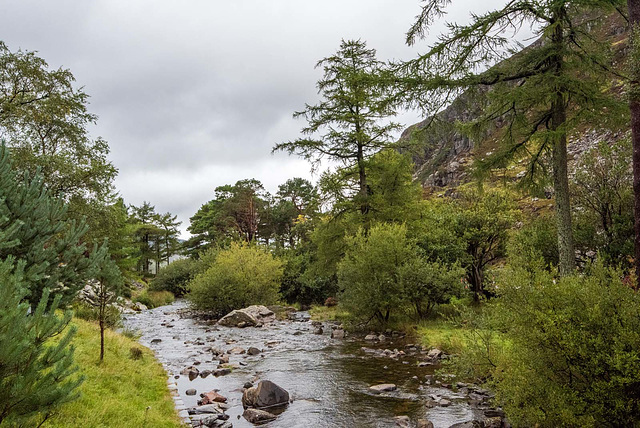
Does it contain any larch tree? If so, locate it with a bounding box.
[273,39,401,220]
[399,0,626,275]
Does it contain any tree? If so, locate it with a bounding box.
[187,242,283,316]
[187,179,269,252]
[84,243,123,361]
[274,39,401,219]
[628,0,640,287]
[0,145,93,309]
[338,223,412,324]
[399,0,626,275]
[0,41,117,205]
[572,140,634,265]
[0,258,83,426]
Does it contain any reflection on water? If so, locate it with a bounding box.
[123,301,483,428]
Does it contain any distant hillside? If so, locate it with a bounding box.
[402,11,630,191]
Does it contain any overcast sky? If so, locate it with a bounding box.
[1,0,504,238]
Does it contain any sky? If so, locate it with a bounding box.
[0,0,505,238]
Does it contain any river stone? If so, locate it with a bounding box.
[364,334,377,341]
[331,329,345,339]
[186,388,197,396]
[394,415,410,427]
[228,346,246,354]
[190,404,224,414]
[198,391,228,405]
[484,417,502,428]
[416,420,434,428]
[369,383,397,394]
[314,327,323,335]
[247,347,261,356]
[449,421,483,428]
[243,408,277,424]
[427,348,443,360]
[150,338,162,344]
[218,305,275,327]
[242,380,290,409]
[213,368,232,377]
[219,310,257,327]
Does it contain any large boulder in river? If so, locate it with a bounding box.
[218,305,275,327]
[242,380,289,409]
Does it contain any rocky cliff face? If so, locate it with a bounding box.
[403,12,629,190]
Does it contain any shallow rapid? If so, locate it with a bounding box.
[123,301,484,428]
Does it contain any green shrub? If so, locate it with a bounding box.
[457,261,640,427]
[507,214,559,270]
[187,242,283,316]
[150,258,195,296]
[133,290,174,309]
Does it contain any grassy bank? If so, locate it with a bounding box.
[45,318,182,428]
[310,304,469,354]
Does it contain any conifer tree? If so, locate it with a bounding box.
[399,0,626,275]
[0,144,93,308]
[274,39,401,219]
[85,243,123,361]
[0,259,83,425]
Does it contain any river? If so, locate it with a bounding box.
[123,301,487,428]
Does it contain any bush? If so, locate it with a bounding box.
[507,214,559,270]
[187,242,283,316]
[458,261,640,427]
[133,290,175,309]
[150,258,196,296]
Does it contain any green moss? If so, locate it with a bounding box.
[45,318,182,428]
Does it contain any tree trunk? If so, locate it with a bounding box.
[550,10,575,276]
[469,264,484,302]
[99,306,105,361]
[357,142,369,218]
[628,0,640,288]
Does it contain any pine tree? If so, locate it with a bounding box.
[0,144,93,308]
[399,0,626,275]
[0,261,83,425]
[84,243,123,361]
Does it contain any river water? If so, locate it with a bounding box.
[123,301,485,428]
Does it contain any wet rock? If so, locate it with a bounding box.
[228,347,246,355]
[243,381,254,389]
[198,390,228,405]
[484,417,502,428]
[218,305,275,327]
[243,408,277,424]
[394,415,410,427]
[237,321,248,328]
[313,327,323,335]
[247,347,261,356]
[484,409,505,418]
[150,338,162,344]
[427,348,443,361]
[218,355,230,364]
[292,330,303,336]
[449,421,483,428]
[186,388,197,395]
[331,329,345,339]
[369,383,397,394]
[417,419,434,428]
[190,404,225,414]
[213,368,232,377]
[199,370,212,378]
[378,334,386,342]
[242,380,290,409]
[364,334,377,341]
[438,398,451,407]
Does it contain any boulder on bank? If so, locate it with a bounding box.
[243,408,277,424]
[242,380,290,409]
[218,305,276,327]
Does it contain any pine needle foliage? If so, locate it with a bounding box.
[397,0,628,274]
